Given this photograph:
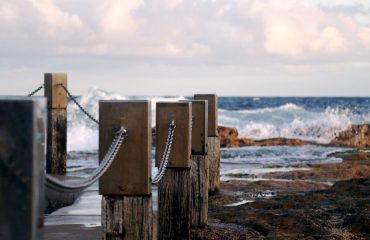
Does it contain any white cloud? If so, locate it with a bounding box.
[358,27,370,49]
[249,0,350,57]
[164,42,209,57]
[98,0,144,39]
[31,0,84,38]
[0,2,19,23]
[1,0,370,61]
[164,0,183,10]
[311,26,348,53]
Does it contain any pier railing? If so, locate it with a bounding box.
[0,72,220,240]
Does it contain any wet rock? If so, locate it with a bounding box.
[217,125,253,148]
[209,178,370,239]
[159,123,370,148]
[191,223,264,240]
[206,151,370,239]
[252,138,312,147]
[217,125,313,148]
[330,124,370,148]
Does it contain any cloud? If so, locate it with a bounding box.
[98,0,144,39]
[164,42,209,57]
[31,0,84,38]
[358,27,370,49]
[0,2,19,23]
[0,0,370,63]
[164,0,183,10]
[249,1,350,57]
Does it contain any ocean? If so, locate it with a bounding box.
[45,87,370,226]
[66,88,369,180]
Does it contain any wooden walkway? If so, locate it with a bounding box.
[45,225,101,240]
[44,183,158,239]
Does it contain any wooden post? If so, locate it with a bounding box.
[99,100,152,240]
[190,100,208,228]
[0,97,46,240]
[156,102,192,240]
[44,73,67,175]
[194,94,220,195]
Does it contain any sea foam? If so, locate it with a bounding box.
[67,89,370,151]
[67,87,185,151]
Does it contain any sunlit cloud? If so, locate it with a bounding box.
[0,0,370,95]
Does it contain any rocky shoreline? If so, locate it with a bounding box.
[191,151,370,239]
[218,124,370,149]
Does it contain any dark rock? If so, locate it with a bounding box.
[209,178,370,239]
[217,125,313,148]
[330,124,370,148]
[191,223,264,239]
[252,138,313,147]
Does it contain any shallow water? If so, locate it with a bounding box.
[46,90,368,227]
[45,144,349,227]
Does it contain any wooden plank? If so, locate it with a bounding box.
[44,73,67,175]
[155,102,191,168]
[122,196,152,240]
[46,109,67,174]
[194,94,218,137]
[102,196,153,240]
[102,196,123,237]
[99,100,151,196]
[191,100,208,155]
[44,73,67,109]
[158,169,191,240]
[191,154,208,227]
[0,97,46,240]
[207,137,221,194]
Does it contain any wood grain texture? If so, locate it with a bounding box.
[193,94,218,137]
[46,109,67,175]
[45,73,67,175]
[191,154,208,228]
[99,101,151,196]
[191,100,208,155]
[155,102,191,168]
[102,196,152,240]
[207,137,220,195]
[158,169,191,240]
[44,73,67,109]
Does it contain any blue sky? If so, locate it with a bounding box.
[1,0,370,96]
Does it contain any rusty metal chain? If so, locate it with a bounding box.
[152,120,176,184]
[58,83,100,125]
[28,84,44,96]
[46,126,127,191]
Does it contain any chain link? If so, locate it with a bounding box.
[152,120,176,184]
[46,126,127,191]
[58,83,100,125]
[28,84,44,96]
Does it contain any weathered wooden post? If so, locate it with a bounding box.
[100,100,152,240]
[156,102,192,240]
[44,73,67,175]
[190,100,209,228]
[194,94,220,195]
[0,97,46,240]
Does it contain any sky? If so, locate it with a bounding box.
[1,0,370,96]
